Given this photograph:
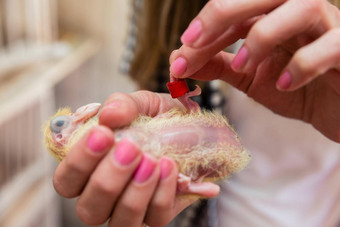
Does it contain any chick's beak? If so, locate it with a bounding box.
[72,103,101,123]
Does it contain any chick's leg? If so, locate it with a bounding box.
[177,173,220,198]
[177,85,202,113]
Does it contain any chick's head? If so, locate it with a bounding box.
[44,103,101,162]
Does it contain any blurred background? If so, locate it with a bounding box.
[0,0,137,226]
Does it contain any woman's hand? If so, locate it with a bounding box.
[53,91,206,227]
[170,0,340,142]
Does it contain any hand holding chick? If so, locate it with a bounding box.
[47,90,250,227]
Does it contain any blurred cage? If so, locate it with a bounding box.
[0,0,136,226]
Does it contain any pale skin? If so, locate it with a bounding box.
[54,0,340,226]
[170,0,340,142]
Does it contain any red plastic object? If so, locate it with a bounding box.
[167,79,189,98]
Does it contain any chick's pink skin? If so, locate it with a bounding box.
[164,83,224,196]
[51,100,222,197]
[177,174,220,197]
[177,85,202,113]
[51,92,226,227]
[169,74,201,113]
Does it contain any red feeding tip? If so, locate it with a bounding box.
[167,79,189,98]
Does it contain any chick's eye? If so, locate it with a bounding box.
[51,116,70,133]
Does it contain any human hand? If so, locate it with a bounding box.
[170,0,340,142]
[53,91,215,227]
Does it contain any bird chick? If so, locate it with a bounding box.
[44,100,251,197]
[44,103,102,162]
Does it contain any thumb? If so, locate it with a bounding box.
[99,91,183,128]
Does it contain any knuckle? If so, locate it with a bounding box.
[250,22,272,44]
[106,92,129,104]
[76,196,110,226]
[133,90,156,99]
[90,176,119,196]
[132,90,161,112]
[328,29,340,46]
[76,199,109,226]
[292,51,315,76]
[151,200,172,212]
[122,199,145,215]
[302,0,324,14]
[207,0,230,19]
[64,157,86,176]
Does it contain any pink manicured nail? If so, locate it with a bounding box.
[231,47,248,71]
[87,129,111,153]
[114,139,139,165]
[181,19,202,45]
[170,57,187,76]
[134,154,156,183]
[277,71,292,90]
[160,157,173,180]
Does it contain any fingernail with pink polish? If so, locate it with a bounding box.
[170,57,187,77]
[160,157,173,180]
[277,71,292,90]
[134,154,156,183]
[231,47,248,72]
[87,129,111,153]
[181,19,202,45]
[114,139,139,165]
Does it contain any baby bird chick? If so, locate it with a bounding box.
[44,103,251,196]
[44,103,101,162]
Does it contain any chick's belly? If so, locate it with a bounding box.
[158,127,200,149]
[158,126,240,148]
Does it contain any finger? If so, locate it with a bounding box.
[232,0,333,73]
[182,50,257,94]
[53,126,114,198]
[180,0,284,47]
[144,157,178,227]
[170,16,259,78]
[109,153,160,227]
[76,139,143,226]
[277,28,340,91]
[99,91,183,128]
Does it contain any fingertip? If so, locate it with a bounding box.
[114,139,142,166]
[231,46,249,72]
[96,125,115,138]
[160,157,177,180]
[170,57,187,78]
[169,49,179,64]
[276,71,292,91]
[87,126,115,153]
[98,107,115,127]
